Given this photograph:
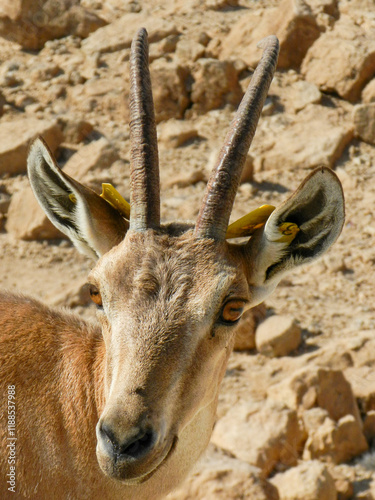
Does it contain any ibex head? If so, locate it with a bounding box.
[27,29,344,485]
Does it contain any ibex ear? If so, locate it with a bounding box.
[244,167,344,301]
[27,137,129,260]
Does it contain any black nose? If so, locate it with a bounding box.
[99,422,156,461]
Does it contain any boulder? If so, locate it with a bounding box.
[0,0,107,50]
[363,411,375,442]
[6,187,63,240]
[0,118,63,175]
[189,58,243,115]
[176,39,206,63]
[362,78,375,103]
[82,13,179,54]
[233,303,266,351]
[220,0,320,69]
[258,104,353,170]
[166,445,279,500]
[316,369,362,424]
[267,367,362,426]
[59,118,94,144]
[289,80,322,112]
[212,400,306,476]
[303,414,368,463]
[301,15,375,102]
[344,366,375,413]
[240,155,255,183]
[165,171,206,189]
[255,315,302,357]
[205,0,239,10]
[158,120,200,149]
[0,191,11,214]
[67,75,128,122]
[150,59,189,122]
[353,103,375,145]
[63,138,120,182]
[271,460,337,500]
[328,466,354,500]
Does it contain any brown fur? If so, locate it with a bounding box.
[0,231,250,499]
[0,160,345,499]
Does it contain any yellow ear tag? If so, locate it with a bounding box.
[226,204,276,239]
[276,222,300,243]
[100,183,131,220]
[69,193,77,203]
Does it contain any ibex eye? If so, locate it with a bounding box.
[220,300,245,324]
[89,285,103,308]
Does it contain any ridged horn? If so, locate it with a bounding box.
[129,28,160,231]
[194,35,279,240]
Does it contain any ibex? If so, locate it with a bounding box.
[0,28,344,499]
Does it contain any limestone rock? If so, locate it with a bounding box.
[267,367,318,409]
[28,62,62,83]
[240,155,254,184]
[233,303,266,351]
[176,39,206,63]
[363,411,375,442]
[271,460,337,500]
[289,80,322,112]
[63,138,120,182]
[221,0,320,69]
[328,466,354,500]
[189,59,243,115]
[267,367,362,425]
[0,191,11,214]
[149,35,179,62]
[82,14,179,54]
[158,120,200,149]
[344,366,375,413]
[166,171,206,189]
[255,315,302,357]
[5,138,118,241]
[0,90,6,117]
[211,400,306,476]
[150,59,189,123]
[353,104,375,145]
[205,0,239,10]
[166,445,279,500]
[303,414,368,464]
[0,0,107,50]
[59,118,94,144]
[0,118,63,175]
[301,15,375,102]
[259,104,353,170]
[316,369,362,424]
[6,187,63,241]
[305,0,339,18]
[362,79,375,103]
[67,75,128,123]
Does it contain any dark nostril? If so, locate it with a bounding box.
[99,422,155,461]
[120,430,155,459]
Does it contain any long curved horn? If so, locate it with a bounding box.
[129,28,160,231]
[194,35,279,240]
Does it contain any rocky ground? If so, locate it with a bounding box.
[0,0,375,498]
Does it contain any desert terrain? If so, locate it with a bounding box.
[0,0,375,498]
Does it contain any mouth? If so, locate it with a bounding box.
[97,435,178,485]
[121,434,178,485]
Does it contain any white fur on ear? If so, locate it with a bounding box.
[245,167,345,293]
[28,138,128,259]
